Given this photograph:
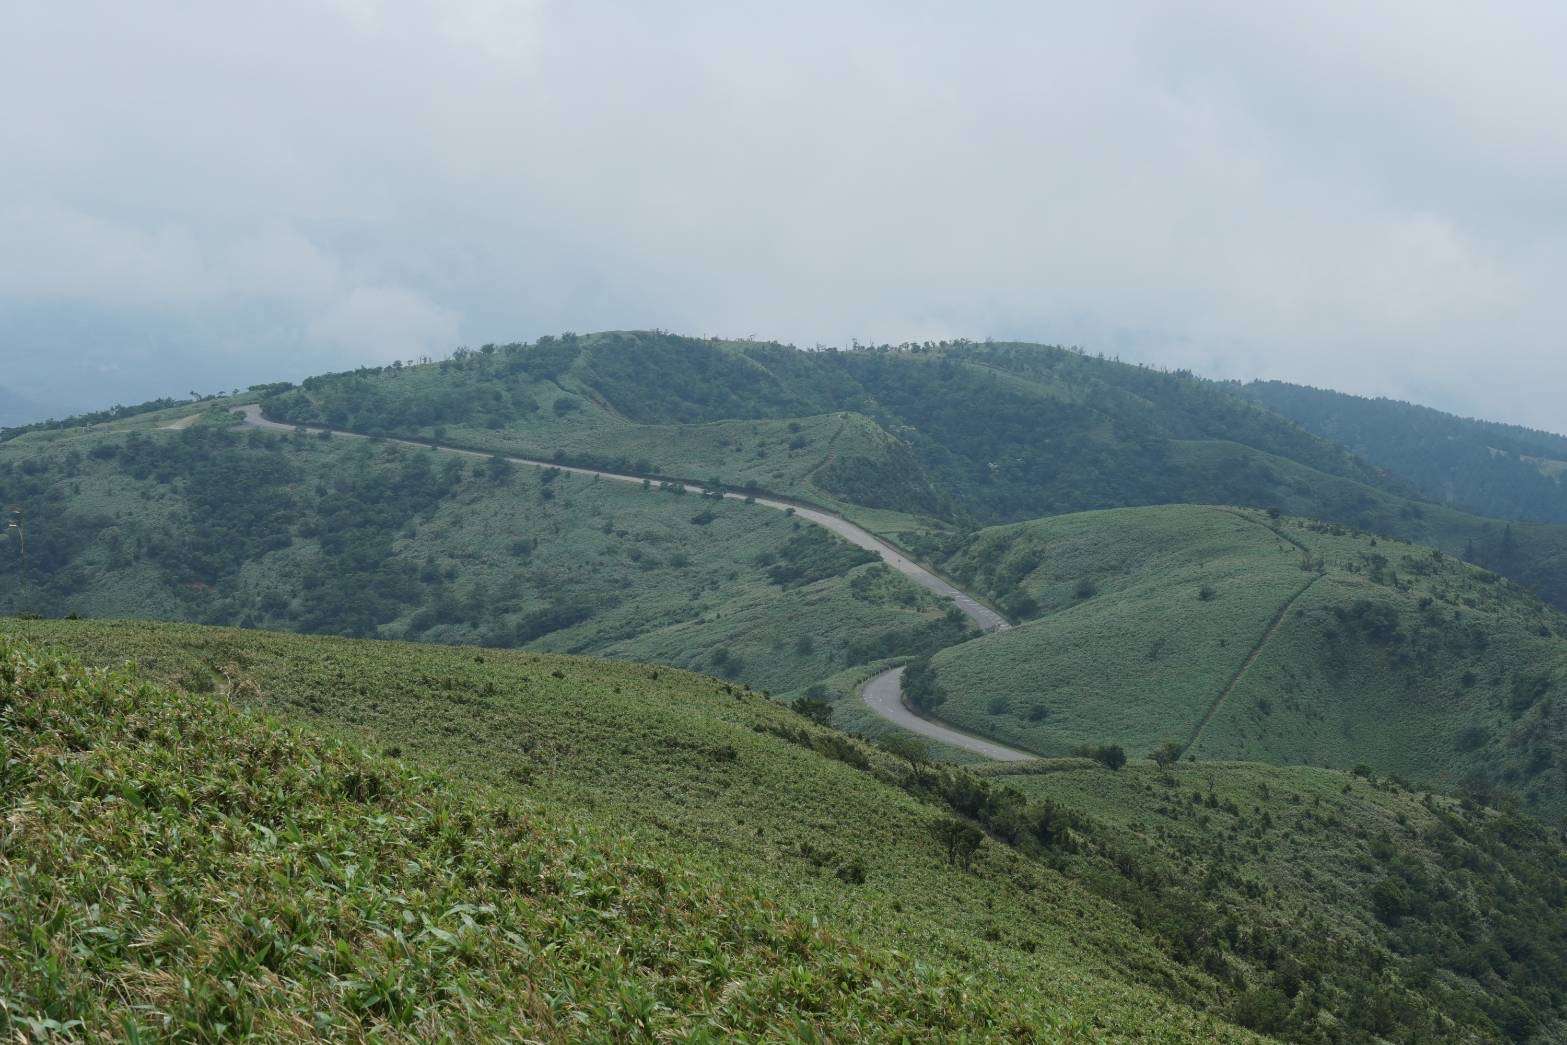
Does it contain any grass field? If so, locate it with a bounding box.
[927,505,1567,814]
[10,618,1566,1039]
[992,757,1567,1039]
[1,620,1251,1040]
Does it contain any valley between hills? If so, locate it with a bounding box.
[6,332,1567,1041]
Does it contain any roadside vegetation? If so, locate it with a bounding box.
[0,421,962,695]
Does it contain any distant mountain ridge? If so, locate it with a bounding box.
[253,332,1567,609]
[1235,379,1567,524]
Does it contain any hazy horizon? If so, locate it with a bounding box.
[5,2,1566,434]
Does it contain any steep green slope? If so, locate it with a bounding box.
[1235,380,1567,524]
[994,758,1567,1041]
[926,505,1567,815]
[923,506,1310,751]
[2,621,1250,1040]
[259,338,946,521]
[13,619,1567,1041]
[0,415,968,695]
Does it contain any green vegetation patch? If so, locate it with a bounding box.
[998,759,1567,1041]
[930,504,1567,817]
[2,622,1253,1040]
[0,422,955,695]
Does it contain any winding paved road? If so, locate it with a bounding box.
[233,404,1029,760]
[862,666,1035,761]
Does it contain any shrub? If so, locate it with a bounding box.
[880,733,930,775]
[835,856,868,885]
[1074,743,1127,771]
[1510,671,1553,714]
[1150,740,1183,769]
[931,818,984,869]
[1001,591,1040,619]
[901,657,948,711]
[790,697,834,727]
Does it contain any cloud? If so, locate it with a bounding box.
[307,286,460,363]
[2,1,1566,430]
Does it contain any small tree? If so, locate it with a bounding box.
[1073,743,1127,771]
[880,733,930,778]
[1151,740,1183,770]
[485,455,515,484]
[1095,744,1127,771]
[790,697,834,728]
[932,817,984,869]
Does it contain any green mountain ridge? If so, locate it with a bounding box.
[247,332,1567,610]
[1235,380,1567,525]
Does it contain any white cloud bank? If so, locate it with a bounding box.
[2,0,1565,431]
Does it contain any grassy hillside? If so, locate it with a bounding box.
[994,758,1567,1041]
[924,505,1567,815]
[11,619,1567,1040]
[0,414,968,695]
[246,332,1567,610]
[258,340,947,522]
[1235,380,1567,525]
[2,621,1251,1040]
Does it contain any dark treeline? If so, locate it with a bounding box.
[1239,380,1567,525]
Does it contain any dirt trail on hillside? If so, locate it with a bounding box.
[1181,573,1323,756]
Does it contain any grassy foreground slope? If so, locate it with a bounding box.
[13,620,1567,1041]
[0,416,969,694]
[927,505,1567,815]
[3,619,1247,1041]
[2,630,1252,1040]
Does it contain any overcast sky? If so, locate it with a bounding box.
[3,1,1565,431]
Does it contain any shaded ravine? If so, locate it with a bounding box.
[232,405,1028,757]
